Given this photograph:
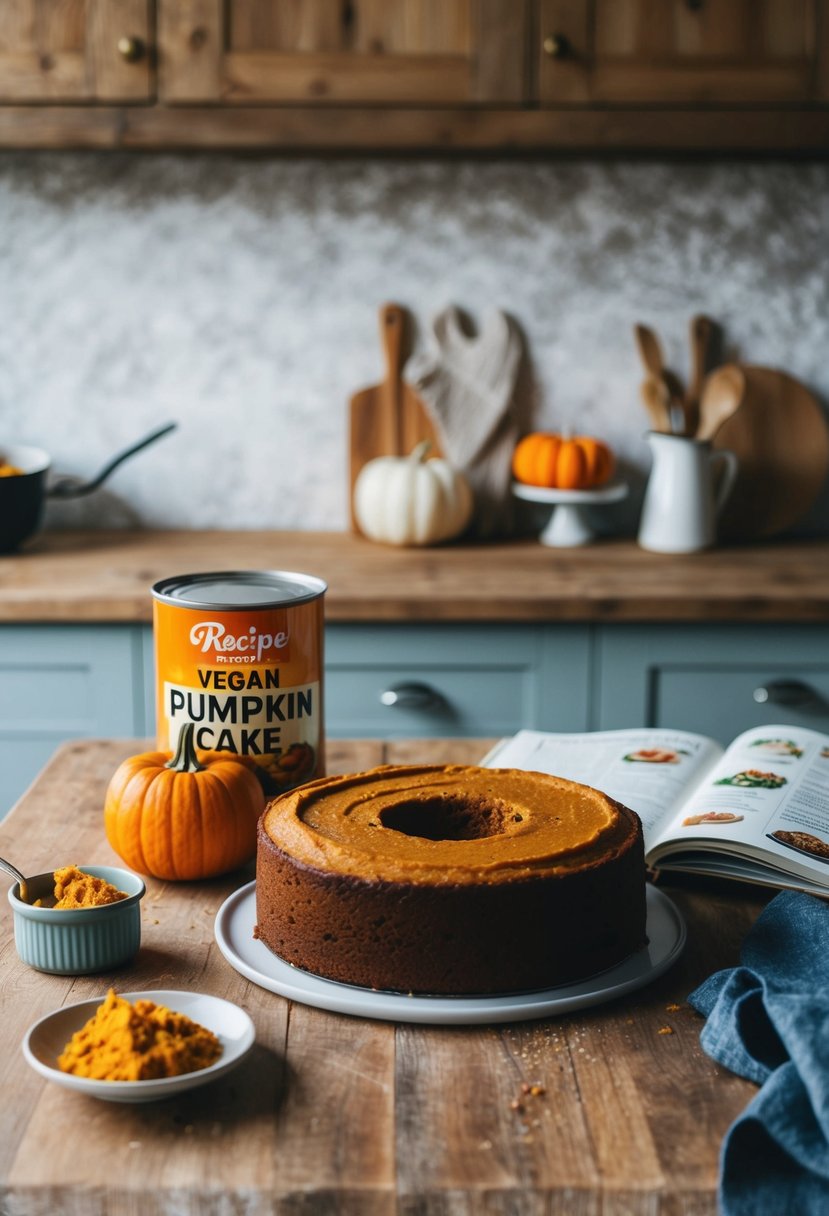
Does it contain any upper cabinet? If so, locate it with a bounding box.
[1,0,828,151]
[0,0,153,102]
[158,1,527,105]
[539,0,826,104]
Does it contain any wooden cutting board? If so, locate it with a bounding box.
[349,302,441,531]
[714,365,829,540]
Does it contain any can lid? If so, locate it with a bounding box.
[152,570,327,609]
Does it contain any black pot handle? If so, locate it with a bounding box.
[48,422,177,499]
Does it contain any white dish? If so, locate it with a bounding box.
[215,882,685,1025]
[512,480,629,547]
[22,990,255,1103]
[512,479,629,506]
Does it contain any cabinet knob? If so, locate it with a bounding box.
[752,680,819,708]
[543,33,570,59]
[380,683,442,711]
[117,35,145,63]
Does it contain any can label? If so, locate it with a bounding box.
[154,584,324,795]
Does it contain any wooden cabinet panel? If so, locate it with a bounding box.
[158,0,528,104]
[0,0,153,102]
[539,0,824,104]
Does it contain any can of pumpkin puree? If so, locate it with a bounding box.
[152,571,326,795]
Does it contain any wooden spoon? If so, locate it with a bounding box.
[686,315,714,436]
[697,365,745,442]
[634,324,687,433]
[640,376,672,433]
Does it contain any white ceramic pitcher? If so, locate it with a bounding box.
[638,432,738,554]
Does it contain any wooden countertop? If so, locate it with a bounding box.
[1,529,829,623]
[1,738,763,1215]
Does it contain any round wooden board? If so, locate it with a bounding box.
[714,366,829,539]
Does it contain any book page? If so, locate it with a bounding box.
[650,726,829,879]
[482,729,722,848]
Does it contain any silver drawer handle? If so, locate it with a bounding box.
[380,683,442,710]
[753,680,819,708]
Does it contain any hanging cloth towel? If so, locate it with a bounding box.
[406,307,524,537]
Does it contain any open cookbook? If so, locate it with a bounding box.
[483,725,829,894]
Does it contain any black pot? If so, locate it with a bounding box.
[0,446,50,552]
[0,424,176,553]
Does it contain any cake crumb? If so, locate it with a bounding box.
[529,1084,546,1097]
[665,1003,682,1012]
[658,1026,674,1035]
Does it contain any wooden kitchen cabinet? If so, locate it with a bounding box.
[0,0,153,102]
[157,0,528,105]
[2,0,829,149]
[538,0,828,105]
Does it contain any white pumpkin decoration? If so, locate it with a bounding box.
[354,441,474,546]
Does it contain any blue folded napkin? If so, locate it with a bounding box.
[689,890,829,1216]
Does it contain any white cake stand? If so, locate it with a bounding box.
[513,480,629,547]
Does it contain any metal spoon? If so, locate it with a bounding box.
[0,854,30,903]
[49,422,177,499]
[696,365,746,443]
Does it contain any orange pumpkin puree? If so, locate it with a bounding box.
[34,865,127,908]
[58,989,222,1081]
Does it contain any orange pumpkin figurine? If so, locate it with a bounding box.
[104,722,265,881]
[512,432,615,491]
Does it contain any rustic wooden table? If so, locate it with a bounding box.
[0,738,766,1215]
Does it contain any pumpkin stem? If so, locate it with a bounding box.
[410,440,432,463]
[165,722,206,773]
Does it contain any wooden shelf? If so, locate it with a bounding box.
[1,104,829,152]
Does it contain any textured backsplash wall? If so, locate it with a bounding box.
[1,154,827,533]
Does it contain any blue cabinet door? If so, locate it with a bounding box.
[597,624,829,744]
[325,624,591,738]
[0,625,145,816]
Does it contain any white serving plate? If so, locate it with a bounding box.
[215,882,685,1025]
[23,990,255,1103]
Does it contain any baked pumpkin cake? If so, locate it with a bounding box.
[255,763,647,995]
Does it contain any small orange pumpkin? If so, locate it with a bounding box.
[104,723,265,881]
[512,432,615,491]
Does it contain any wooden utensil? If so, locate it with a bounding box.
[634,323,687,433]
[696,365,745,442]
[349,303,441,531]
[686,314,714,437]
[714,366,829,540]
[640,376,672,433]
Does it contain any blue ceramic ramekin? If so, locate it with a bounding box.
[8,865,145,974]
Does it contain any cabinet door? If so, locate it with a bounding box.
[539,0,823,104]
[325,624,590,739]
[0,1,153,102]
[0,626,146,816]
[597,625,829,744]
[159,0,528,104]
